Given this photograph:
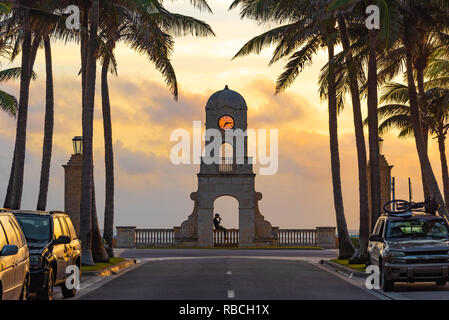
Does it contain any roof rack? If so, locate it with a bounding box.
[383,199,439,216]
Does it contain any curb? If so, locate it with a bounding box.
[82,259,137,277]
[320,259,367,279]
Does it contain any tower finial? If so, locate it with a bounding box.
[224,85,229,90]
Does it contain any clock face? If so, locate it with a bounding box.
[218,115,235,130]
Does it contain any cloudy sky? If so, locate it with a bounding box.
[0,0,444,231]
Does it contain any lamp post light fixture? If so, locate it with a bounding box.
[72,136,83,155]
[378,137,384,155]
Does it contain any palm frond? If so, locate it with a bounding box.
[0,89,17,117]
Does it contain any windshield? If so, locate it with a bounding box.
[386,219,449,240]
[15,215,51,246]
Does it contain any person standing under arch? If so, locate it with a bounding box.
[213,213,228,239]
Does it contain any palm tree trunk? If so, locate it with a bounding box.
[437,133,449,208]
[91,172,109,262]
[36,36,54,211]
[327,43,354,259]
[102,55,115,258]
[416,65,430,199]
[337,15,369,262]
[10,12,34,209]
[405,44,448,219]
[80,0,100,266]
[367,29,381,228]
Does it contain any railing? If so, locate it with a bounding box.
[135,228,175,247]
[219,157,234,172]
[278,229,317,246]
[120,227,327,248]
[214,229,239,247]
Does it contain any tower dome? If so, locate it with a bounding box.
[206,85,247,110]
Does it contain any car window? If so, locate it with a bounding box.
[386,218,449,240]
[378,220,385,237]
[373,219,382,235]
[9,218,24,247]
[0,216,19,246]
[53,217,63,240]
[0,220,8,250]
[58,217,70,237]
[65,217,77,239]
[15,215,52,245]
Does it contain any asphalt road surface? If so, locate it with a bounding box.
[78,256,378,300]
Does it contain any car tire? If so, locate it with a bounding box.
[435,280,447,286]
[380,264,394,292]
[20,276,29,300]
[61,272,77,298]
[38,267,54,300]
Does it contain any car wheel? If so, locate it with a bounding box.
[435,280,447,286]
[380,264,394,292]
[38,267,54,300]
[61,272,77,299]
[20,276,29,300]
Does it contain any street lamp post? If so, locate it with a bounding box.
[63,136,84,234]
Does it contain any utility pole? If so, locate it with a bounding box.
[408,177,412,202]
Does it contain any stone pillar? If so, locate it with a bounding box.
[116,226,136,248]
[367,155,393,230]
[63,154,83,235]
[239,208,255,247]
[198,208,213,247]
[316,227,337,249]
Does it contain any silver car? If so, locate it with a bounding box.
[0,211,30,300]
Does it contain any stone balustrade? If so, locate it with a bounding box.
[116,226,337,249]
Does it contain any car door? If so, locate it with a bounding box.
[57,217,72,270]
[0,217,15,300]
[64,216,81,265]
[9,216,29,295]
[368,218,384,265]
[51,216,66,283]
[373,219,386,266]
[0,215,20,299]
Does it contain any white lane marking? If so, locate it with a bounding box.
[228,290,235,298]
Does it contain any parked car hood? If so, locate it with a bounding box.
[387,239,449,251]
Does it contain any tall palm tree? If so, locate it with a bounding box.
[401,0,449,219]
[36,35,53,211]
[230,0,355,258]
[373,83,449,208]
[97,0,214,258]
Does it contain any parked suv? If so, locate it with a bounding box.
[0,210,30,300]
[369,199,449,292]
[13,211,81,300]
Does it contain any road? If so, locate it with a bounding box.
[75,249,380,300]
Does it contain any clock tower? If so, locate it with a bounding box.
[175,85,277,247]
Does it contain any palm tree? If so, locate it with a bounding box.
[401,0,449,219]
[79,0,100,266]
[0,67,29,117]
[230,0,355,258]
[96,0,214,258]
[373,83,449,208]
[36,35,54,211]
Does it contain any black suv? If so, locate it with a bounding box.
[13,211,81,300]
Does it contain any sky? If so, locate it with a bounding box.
[0,0,445,231]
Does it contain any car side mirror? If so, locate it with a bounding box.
[54,235,71,245]
[369,235,384,242]
[0,244,18,256]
